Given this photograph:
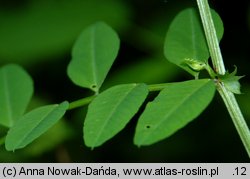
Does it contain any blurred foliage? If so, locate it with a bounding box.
[0,0,130,66]
[0,0,250,162]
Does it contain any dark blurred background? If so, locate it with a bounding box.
[0,0,249,162]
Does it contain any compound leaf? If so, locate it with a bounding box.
[84,83,148,148]
[0,64,33,127]
[134,79,215,146]
[164,8,223,76]
[5,101,69,151]
[67,21,120,93]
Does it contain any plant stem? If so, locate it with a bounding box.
[217,84,250,157]
[148,83,171,92]
[67,83,173,110]
[68,95,96,110]
[196,0,225,75]
[197,0,250,157]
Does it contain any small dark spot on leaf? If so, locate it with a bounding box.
[146,125,151,129]
[91,84,97,89]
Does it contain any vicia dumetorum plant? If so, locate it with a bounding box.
[0,0,249,158]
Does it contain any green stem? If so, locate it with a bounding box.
[197,0,250,157]
[217,84,250,157]
[205,63,217,79]
[148,83,171,92]
[68,83,172,110]
[196,0,225,75]
[68,95,96,110]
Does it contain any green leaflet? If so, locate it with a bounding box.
[134,79,215,146]
[164,8,223,76]
[67,21,120,93]
[0,64,33,127]
[5,101,69,151]
[84,84,148,148]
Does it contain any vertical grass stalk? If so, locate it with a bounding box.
[196,0,225,75]
[217,84,250,157]
[196,0,250,157]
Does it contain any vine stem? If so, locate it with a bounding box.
[147,83,172,92]
[196,0,225,75]
[217,84,250,157]
[197,0,250,157]
[68,95,96,110]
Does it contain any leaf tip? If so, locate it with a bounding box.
[60,101,70,109]
[5,139,17,152]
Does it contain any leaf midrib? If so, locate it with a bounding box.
[3,69,13,126]
[140,80,210,144]
[91,85,137,147]
[12,105,57,149]
[90,26,98,91]
[189,10,199,60]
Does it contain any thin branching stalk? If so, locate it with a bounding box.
[67,83,173,110]
[68,95,96,110]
